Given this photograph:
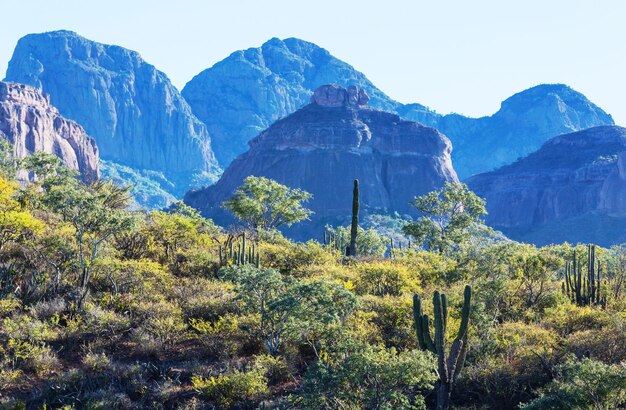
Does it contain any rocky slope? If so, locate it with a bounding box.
[0,81,99,181]
[5,30,221,204]
[184,38,613,178]
[467,125,626,246]
[185,84,458,239]
[182,37,437,166]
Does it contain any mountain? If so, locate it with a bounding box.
[0,81,99,182]
[181,37,438,166]
[467,125,626,246]
[183,38,613,178]
[4,30,221,204]
[184,84,458,239]
[432,84,615,178]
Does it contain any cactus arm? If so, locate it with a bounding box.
[413,294,427,351]
[441,293,448,338]
[422,315,436,353]
[433,292,449,382]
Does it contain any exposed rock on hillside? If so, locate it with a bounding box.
[0,81,99,181]
[5,30,220,202]
[185,85,457,239]
[467,125,626,246]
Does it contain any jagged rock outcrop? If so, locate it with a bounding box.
[182,37,438,166]
[467,126,626,246]
[5,30,220,203]
[185,84,458,239]
[183,38,613,177]
[0,81,99,181]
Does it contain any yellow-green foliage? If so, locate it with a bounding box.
[1,160,625,410]
[355,261,420,296]
[495,322,558,360]
[0,177,44,249]
[191,363,268,407]
[543,303,612,335]
[258,240,335,276]
[0,298,22,318]
[173,278,238,321]
[360,294,416,349]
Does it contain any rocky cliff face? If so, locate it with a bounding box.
[182,37,438,166]
[184,38,613,177]
[5,30,220,202]
[432,84,615,179]
[185,84,458,239]
[0,81,99,182]
[467,126,626,246]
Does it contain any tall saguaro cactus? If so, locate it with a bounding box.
[413,285,472,410]
[348,179,359,257]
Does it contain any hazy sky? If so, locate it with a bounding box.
[2,1,625,123]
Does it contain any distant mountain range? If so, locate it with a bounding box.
[2,30,624,245]
[182,37,613,178]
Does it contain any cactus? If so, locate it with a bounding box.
[348,179,359,257]
[241,232,246,263]
[413,285,472,410]
[563,245,605,307]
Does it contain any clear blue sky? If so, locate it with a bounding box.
[2,0,625,124]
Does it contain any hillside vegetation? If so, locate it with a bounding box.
[0,150,625,409]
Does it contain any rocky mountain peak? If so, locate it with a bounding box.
[0,81,99,182]
[311,84,370,108]
[185,97,457,240]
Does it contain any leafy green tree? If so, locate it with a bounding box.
[223,176,313,232]
[403,183,486,254]
[521,357,626,410]
[41,173,134,308]
[221,265,356,356]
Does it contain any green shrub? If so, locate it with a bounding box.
[355,261,420,296]
[521,357,626,409]
[298,344,436,409]
[191,364,268,407]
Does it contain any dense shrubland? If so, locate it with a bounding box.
[0,156,625,409]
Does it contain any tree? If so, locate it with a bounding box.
[403,183,486,254]
[42,175,134,308]
[221,265,356,356]
[223,176,313,232]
